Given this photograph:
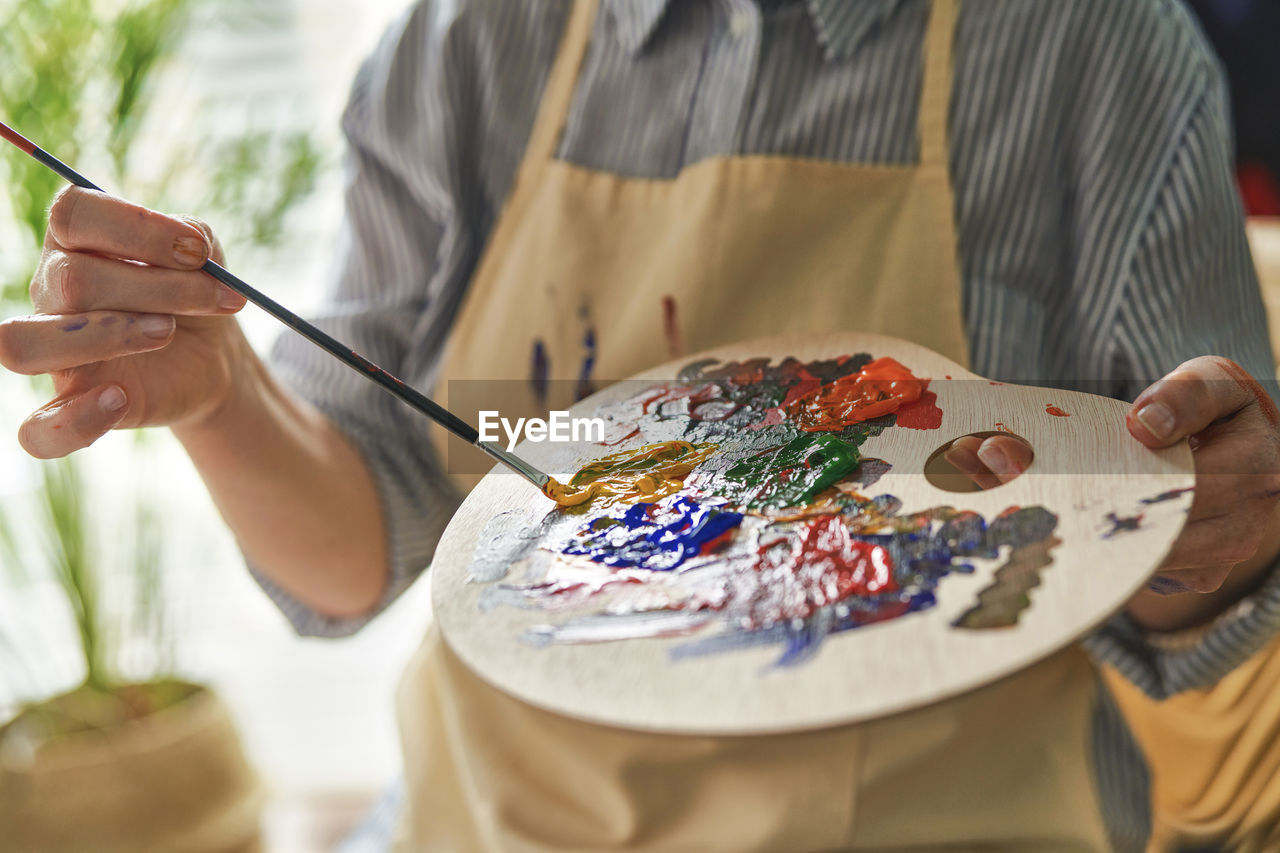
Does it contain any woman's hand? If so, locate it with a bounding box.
[1125,356,1280,599]
[0,186,252,458]
[940,357,1280,629]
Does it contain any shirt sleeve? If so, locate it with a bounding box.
[247,0,564,636]
[250,2,470,638]
[1082,62,1280,697]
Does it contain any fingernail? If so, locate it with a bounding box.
[944,445,979,470]
[1135,402,1176,440]
[977,444,1015,478]
[173,235,206,267]
[217,287,243,311]
[139,314,175,339]
[99,386,127,414]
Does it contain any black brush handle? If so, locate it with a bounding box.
[2,120,491,450]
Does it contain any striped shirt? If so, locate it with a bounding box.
[258,0,1280,849]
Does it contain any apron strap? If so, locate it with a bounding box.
[521,0,599,167]
[919,0,957,169]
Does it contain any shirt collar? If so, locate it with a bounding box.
[804,0,908,61]
[603,0,908,61]
[605,0,670,56]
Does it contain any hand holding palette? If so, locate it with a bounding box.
[433,333,1194,735]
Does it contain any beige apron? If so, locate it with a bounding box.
[396,1,1110,849]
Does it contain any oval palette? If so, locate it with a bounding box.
[432,332,1194,735]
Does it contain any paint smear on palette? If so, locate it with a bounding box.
[563,496,743,571]
[482,352,1058,668]
[785,357,928,432]
[1045,404,1070,417]
[895,390,943,430]
[515,502,1060,666]
[544,441,716,508]
[634,354,879,431]
[719,432,864,509]
[1141,487,1193,505]
[952,507,1060,629]
[1102,512,1143,538]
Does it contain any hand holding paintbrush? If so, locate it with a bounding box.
[0,120,567,496]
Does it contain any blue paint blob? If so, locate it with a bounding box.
[563,495,743,572]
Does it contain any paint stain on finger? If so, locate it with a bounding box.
[1218,358,1280,427]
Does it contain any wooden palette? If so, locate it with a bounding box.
[431,332,1194,735]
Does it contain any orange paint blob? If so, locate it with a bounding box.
[1045,404,1070,417]
[785,357,928,432]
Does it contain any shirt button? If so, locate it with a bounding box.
[729,11,750,37]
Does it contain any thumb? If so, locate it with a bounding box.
[1127,357,1273,448]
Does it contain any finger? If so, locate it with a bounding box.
[178,216,226,267]
[1179,431,1280,521]
[18,385,130,459]
[45,186,211,270]
[33,250,245,315]
[943,436,1003,490]
[1146,566,1236,595]
[0,312,175,375]
[1155,509,1269,575]
[1127,357,1273,448]
[976,435,1033,483]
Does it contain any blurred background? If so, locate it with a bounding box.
[0,1,1275,852]
[0,0,430,849]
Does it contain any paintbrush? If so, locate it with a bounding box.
[0,119,551,492]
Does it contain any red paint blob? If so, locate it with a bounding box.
[785,357,931,432]
[744,515,897,627]
[894,390,943,430]
[1045,404,1070,417]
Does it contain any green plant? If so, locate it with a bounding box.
[0,0,322,729]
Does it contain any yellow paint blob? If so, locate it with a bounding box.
[543,440,717,509]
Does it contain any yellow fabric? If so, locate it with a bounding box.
[1103,639,1280,853]
[1245,218,1280,370]
[397,0,1109,849]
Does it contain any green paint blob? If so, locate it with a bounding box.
[721,432,865,509]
